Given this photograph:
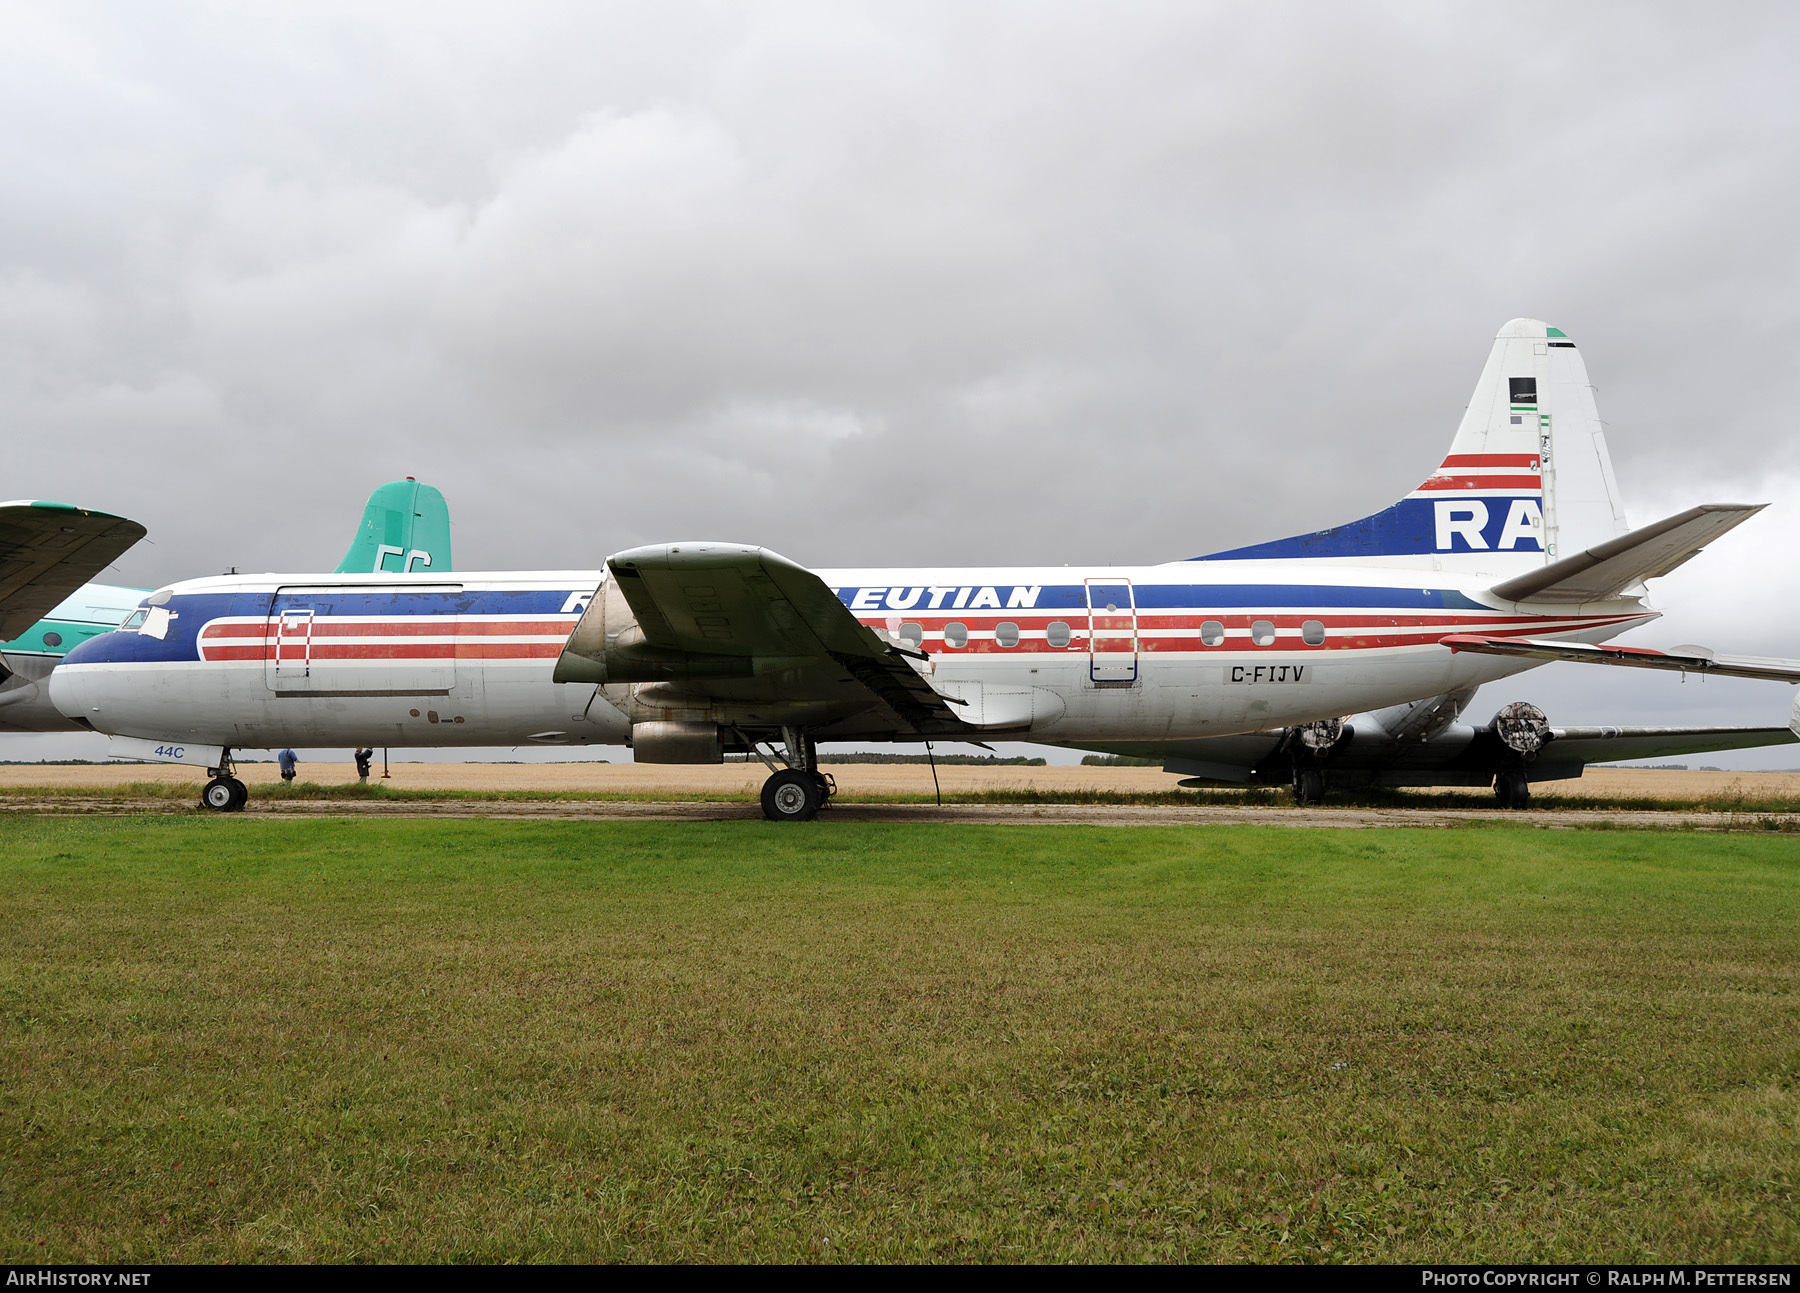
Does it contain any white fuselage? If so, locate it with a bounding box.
[49,560,1653,753]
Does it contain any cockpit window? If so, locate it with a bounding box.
[121,609,148,631]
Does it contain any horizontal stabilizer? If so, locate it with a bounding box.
[1490,504,1762,604]
[1443,633,1800,684]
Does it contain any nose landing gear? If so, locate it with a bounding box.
[201,751,247,812]
[201,775,247,812]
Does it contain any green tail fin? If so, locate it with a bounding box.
[334,479,453,574]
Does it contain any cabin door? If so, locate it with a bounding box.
[1085,578,1139,685]
[263,585,460,695]
[266,606,315,688]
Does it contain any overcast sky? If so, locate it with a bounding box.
[6,2,1800,763]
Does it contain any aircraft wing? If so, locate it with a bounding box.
[1546,724,1798,764]
[1489,503,1762,604]
[1442,633,1800,683]
[555,542,970,734]
[0,502,147,642]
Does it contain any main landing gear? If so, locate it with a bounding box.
[1494,769,1531,810]
[1288,718,1344,807]
[1293,767,1325,807]
[1491,702,1548,811]
[201,750,247,812]
[750,726,836,822]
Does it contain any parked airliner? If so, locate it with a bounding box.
[0,480,452,735]
[50,320,1800,818]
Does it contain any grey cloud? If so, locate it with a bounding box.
[5,0,1800,750]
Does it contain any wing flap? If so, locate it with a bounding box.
[1490,503,1762,604]
[0,502,147,641]
[1443,633,1800,683]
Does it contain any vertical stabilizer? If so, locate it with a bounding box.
[1195,319,1631,570]
[334,479,453,574]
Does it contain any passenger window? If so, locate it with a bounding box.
[943,622,968,648]
[1302,619,1325,645]
[898,622,924,648]
[1250,619,1276,646]
[995,622,1020,648]
[1046,620,1071,648]
[1200,620,1225,647]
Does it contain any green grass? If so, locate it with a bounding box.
[2,819,1797,1263]
[7,778,1800,814]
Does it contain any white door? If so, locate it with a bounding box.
[264,585,459,695]
[266,607,315,686]
[1085,578,1138,685]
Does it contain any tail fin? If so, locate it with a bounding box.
[333,478,453,574]
[1194,318,1630,569]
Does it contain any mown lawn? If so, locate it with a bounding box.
[1,818,1796,1263]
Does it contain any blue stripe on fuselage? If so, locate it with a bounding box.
[1192,496,1545,561]
[835,584,1492,612]
[59,578,1499,671]
[57,587,590,666]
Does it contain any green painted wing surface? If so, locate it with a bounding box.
[560,542,968,734]
[0,502,147,642]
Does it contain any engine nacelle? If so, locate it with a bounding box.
[1493,701,1551,755]
[553,573,754,685]
[1293,717,1347,752]
[630,720,723,764]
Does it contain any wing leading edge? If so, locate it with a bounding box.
[0,502,147,642]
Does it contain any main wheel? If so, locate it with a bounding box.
[1495,770,1530,810]
[1293,767,1325,806]
[225,777,249,811]
[201,777,238,812]
[762,769,823,822]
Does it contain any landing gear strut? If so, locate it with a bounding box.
[1288,718,1343,806]
[1293,767,1325,806]
[754,726,832,822]
[201,750,247,812]
[1494,769,1531,810]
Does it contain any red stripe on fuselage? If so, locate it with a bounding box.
[1438,454,1539,468]
[200,618,574,639]
[1414,476,1543,492]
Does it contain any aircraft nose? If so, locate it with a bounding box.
[48,629,130,727]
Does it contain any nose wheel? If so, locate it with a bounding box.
[202,776,248,813]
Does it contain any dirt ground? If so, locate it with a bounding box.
[3,758,1799,801]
